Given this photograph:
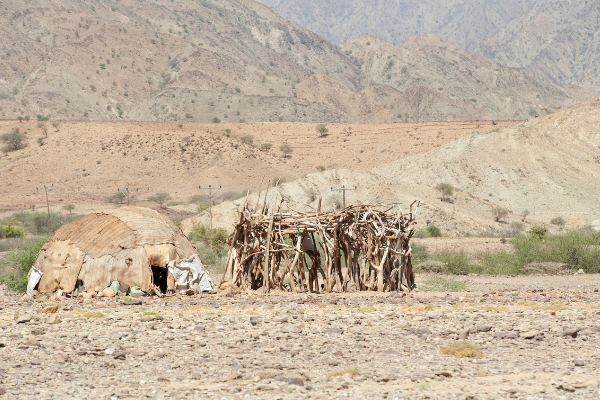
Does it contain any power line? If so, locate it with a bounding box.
[118,187,137,206]
[36,184,53,234]
[199,185,221,228]
[331,185,357,208]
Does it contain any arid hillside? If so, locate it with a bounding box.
[476,0,600,86]
[195,97,600,236]
[0,119,516,212]
[256,0,537,51]
[0,0,577,122]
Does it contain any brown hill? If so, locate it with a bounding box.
[342,33,573,120]
[0,0,578,123]
[0,119,516,212]
[198,97,600,236]
[476,0,600,86]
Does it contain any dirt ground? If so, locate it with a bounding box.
[1,274,599,399]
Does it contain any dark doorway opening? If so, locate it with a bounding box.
[151,265,168,294]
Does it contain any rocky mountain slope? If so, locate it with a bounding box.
[0,0,576,122]
[197,97,600,236]
[475,0,600,86]
[256,0,537,51]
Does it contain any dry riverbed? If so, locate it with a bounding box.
[1,275,600,399]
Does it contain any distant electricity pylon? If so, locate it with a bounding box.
[36,184,53,234]
[331,185,357,208]
[199,185,221,228]
[118,187,137,206]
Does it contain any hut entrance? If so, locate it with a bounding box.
[151,266,168,294]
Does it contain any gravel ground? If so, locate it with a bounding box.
[1,275,600,399]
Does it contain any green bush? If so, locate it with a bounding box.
[426,225,442,237]
[0,237,47,292]
[220,191,247,202]
[528,225,547,240]
[148,192,172,208]
[0,220,26,238]
[189,225,228,255]
[2,212,81,235]
[106,191,126,204]
[492,207,509,222]
[550,216,566,226]
[1,128,27,153]
[435,183,454,202]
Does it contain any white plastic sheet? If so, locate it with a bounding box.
[167,254,216,293]
[26,266,43,296]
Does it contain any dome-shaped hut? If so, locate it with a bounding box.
[31,206,197,294]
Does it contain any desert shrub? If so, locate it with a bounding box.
[420,276,466,291]
[550,216,566,226]
[0,220,26,239]
[528,225,547,240]
[492,207,508,222]
[148,192,172,208]
[189,225,228,255]
[2,212,81,235]
[212,117,220,123]
[410,243,429,265]
[106,191,126,204]
[0,237,47,292]
[62,204,76,214]
[1,128,27,153]
[521,209,530,222]
[316,165,326,172]
[435,183,454,202]
[440,341,482,358]
[220,191,247,202]
[280,143,293,158]
[316,124,328,137]
[426,225,442,237]
[260,143,272,152]
[240,135,254,145]
[433,251,473,274]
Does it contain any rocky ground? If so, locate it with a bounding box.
[1,275,600,399]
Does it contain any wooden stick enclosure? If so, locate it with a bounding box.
[221,200,419,293]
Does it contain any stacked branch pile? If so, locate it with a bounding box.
[222,201,419,292]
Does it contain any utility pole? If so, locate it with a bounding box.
[118,187,137,206]
[199,185,221,228]
[331,185,357,208]
[36,184,53,234]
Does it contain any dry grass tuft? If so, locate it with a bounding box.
[329,366,358,376]
[439,340,483,358]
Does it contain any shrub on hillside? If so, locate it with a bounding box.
[1,128,27,153]
[0,237,47,292]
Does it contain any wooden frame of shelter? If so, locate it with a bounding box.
[222,200,419,293]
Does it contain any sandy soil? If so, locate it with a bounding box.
[1,275,599,399]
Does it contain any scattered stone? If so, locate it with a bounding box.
[102,287,115,297]
[30,358,41,365]
[140,315,155,322]
[226,371,242,380]
[574,360,585,366]
[94,301,108,309]
[168,323,181,329]
[105,348,115,355]
[492,331,506,339]
[16,314,32,324]
[435,371,452,377]
[556,384,576,392]
[475,324,492,332]
[19,294,33,302]
[561,327,582,338]
[521,330,539,339]
[26,337,40,346]
[56,355,68,363]
[194,325,205,331]
[45,314,61,324]
[250,316,261,326]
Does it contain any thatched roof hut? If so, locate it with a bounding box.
[32,206,197,294]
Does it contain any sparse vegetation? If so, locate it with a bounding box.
[550,216,566,226]
[260,143,272,152]
[0,237,47,292]
[148,192,172,208]
[280,143,293,158]
[106,191,127,204]
[1,128,27,153]
[316,124,328,137]
[212,117,221,123]
[62,204,76,214]
[492,207,509,222]
[240,135,254,145]
[435,183,454,202]
[521,209,530,222]
[0,220,26,239]
[419,276,466,292]
[440,341,482,358]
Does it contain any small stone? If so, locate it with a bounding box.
[82,357,92,364]
[197,340,207,347]
[36,376,46,383]
[56,355,68,363]
[26,337,40,346]
[141,315,156,322]
[191,373,201,380]
[492,331,506,339]
[168,323,181,329]
[556,384,576,392]
[521,330,539,339]
[102,287,115,297]
[194,325,205,331]
[39,305,58,314]
[30,358,42,365]
[16,314,33,323]
[376,376,391,383]
[458,329,469,339]
[327,359,340,366]
[81,292,94,300]
[94,301,108,309]
[574,360,585,366]
[105,348,116,355]
[45,314,61,324]
[122,299,143,305]
[475,324,492,333]
[250,316,261,326]
[288,377,304,386]
[226,371,242,380]
[19,294,33,302]
[435,371,452,377]
[561,327,581,338]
